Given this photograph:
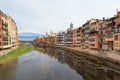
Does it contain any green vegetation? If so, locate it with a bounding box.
[0,44,34,62]
[34,47,44,51]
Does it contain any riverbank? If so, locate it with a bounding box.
[34,47,44,51]
[0,46,18,56]
[52,45,120,64]
[0,44,34,63]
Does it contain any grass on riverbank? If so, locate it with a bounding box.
[0,44,34,62]
[34,47,44,51]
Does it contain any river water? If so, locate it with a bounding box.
[0,48,120,80]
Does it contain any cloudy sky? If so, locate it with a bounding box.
[0,0,120,35]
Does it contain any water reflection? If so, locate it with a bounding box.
[0,58,18,80]
[0,50,83,80]
[0,48,120,80]
[42,48,120,80]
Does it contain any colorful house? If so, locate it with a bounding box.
[0,10,18,50]
[99,18,109,50]
[105,17,116,50]
[66,23,74,47]
[44,32,50,44]
[57,31,65,45]
[114,11,120,50]
[80,26,85,48]
[7,15,18,47]
[73,28,77,47]
[0,10,9,49]
[47,31,57,45]
[89,19,103,49]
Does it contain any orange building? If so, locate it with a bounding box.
[89,19,103,49]
[104,17,116,50]
[114,11,120,50]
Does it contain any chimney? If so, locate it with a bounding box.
[103,17,105,20]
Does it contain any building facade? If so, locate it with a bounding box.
[104,17,116,50]
[113,11,120,50]
[33,10,120,52]
[57,31,65,45]
[48,31,57,45]
[73,28,78,47]
[66,23,74,47]
[89,19,103,49]
[0,10,18,49]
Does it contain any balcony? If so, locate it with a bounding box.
[2,20,8,27]
[108,21,116,26]
[3,36,8,41]
[90,29,98,33]
[2,25,8,31]
[114,27,120,33]
[105,33,114,41]
[105,29,113,33]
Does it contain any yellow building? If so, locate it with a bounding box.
[48,31,57,45]
[80,26,85,48]
[73,28,78,47]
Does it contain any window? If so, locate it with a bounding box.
[89,38,95,42]
[99,24,102,28]
[100,31,103,35]
[100,38,103,42]
[85,27,89,30]
[85,32,89,35]
[77,39,80,41]
[90,44,95,46]
[114,28,119,33]
[119,27,120,32]
[3,41,8,45]
[85,37,88,41]
[114,27,120,33]
[114,35,118,40]
[106,33,113,38]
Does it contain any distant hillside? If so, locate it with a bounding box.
[18,32,43,41]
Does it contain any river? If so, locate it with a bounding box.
[0,47,120,80]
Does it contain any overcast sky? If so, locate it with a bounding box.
[0,0,120,35]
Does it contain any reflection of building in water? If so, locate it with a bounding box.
[0,58,18,80]
[42,48,120,80]
[43,47,58,59]
[57,50,65,63]
[63,51,120,80]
